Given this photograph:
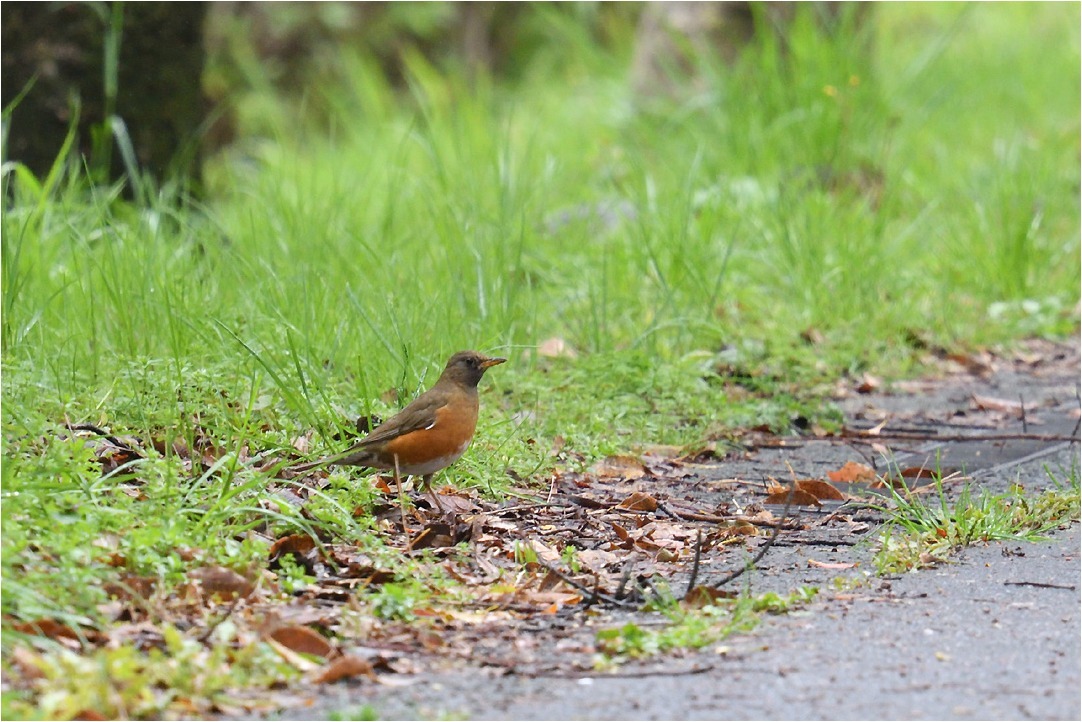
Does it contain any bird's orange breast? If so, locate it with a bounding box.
[376,396,479,475]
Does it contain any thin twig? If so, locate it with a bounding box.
[842,427,1080,443]
[65,422,140,455]
[683,530,703,598]
[709,471,797,587]
[530,556,637,609]
[614,566,632,601]
[1004,580,1076,591]
[519,664,716,679]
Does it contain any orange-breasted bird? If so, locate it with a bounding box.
[292,351,506,506]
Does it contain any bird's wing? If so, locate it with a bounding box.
[289,392,449,472]
[340,393,447,450]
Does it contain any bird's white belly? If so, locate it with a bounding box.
[398,439,471,475]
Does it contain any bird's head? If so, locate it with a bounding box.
[440,350,506,388]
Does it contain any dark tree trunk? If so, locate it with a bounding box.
[2,2,208,187]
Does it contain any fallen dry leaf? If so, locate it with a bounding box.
[576,548,621,572]
[311,654,376,684]
[683,585,738,608]
[426,491,477,514]
[763,489,821,507]
[616,491,658,511]
[794,479,846,501]
[11,619,90,643]
[807,559,857,570]
[971,394,1024,416]
[766,479,845,502]
[828,462,877,484]
[714,520,759,538]
[267,637,321,672]
[592,455,648,480]
[268,625,334,659]
[856,373,882,394]
[102,573,158,601]
[268,534,317,561]
[188,565,255,601]
[409,522,455,550]
[8,645,45,681]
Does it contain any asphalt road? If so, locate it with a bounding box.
[277,345,1080,720]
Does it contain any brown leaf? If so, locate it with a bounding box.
[763,489,821,507]
[591,455,647,480]
[827,462,877,484]
[268,625,334,659]
[807,559,857,570]
[426,491,477,514]
[188,565,255,601]
[517,590,583,610]
[576,549,620,572]
[313,653,376,684]
[8,645,45,681]
[11,619,88,643]
[715,520,759,538]
[971,394,1024,416]
[291,433,312,454]
[524,539,562,565]
[409,522,454,550]
[683,585,738,608]
[537,569,565,592]
[266,637,320,672]
[102,574,158,601]
[639,444,685,459]
[899,466,949,480]
[855,373,882,394]
[268,534,317,561]
[946,351,995,376]
[794,479,846,501]
[616,491,658,511]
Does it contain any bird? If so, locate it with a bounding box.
[291,350,506,510]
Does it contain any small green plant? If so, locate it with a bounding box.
[874,469,1080,573]
[1,627,300,720]
[831,574,871,592]
[595,586,818,666]
[561,544,582,573]
[273,553,314,595]
[513,541,539,567]
[328,705,381,721]
[369,582,423,622]
[750,586,819,613]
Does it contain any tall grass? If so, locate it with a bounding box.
[1,1,1078,626]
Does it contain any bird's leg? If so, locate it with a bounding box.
[421,473,445,513]
[393,454,410,539]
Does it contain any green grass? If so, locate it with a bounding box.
[874,467,1082,574]
[594,585,819,667]
[2,625,301,720]
[2,3,1079,718]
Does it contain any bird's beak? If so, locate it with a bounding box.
[481,356,507,369]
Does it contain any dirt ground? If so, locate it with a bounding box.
[267,340,1080,721]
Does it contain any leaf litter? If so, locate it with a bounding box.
[6,339,1079,718]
